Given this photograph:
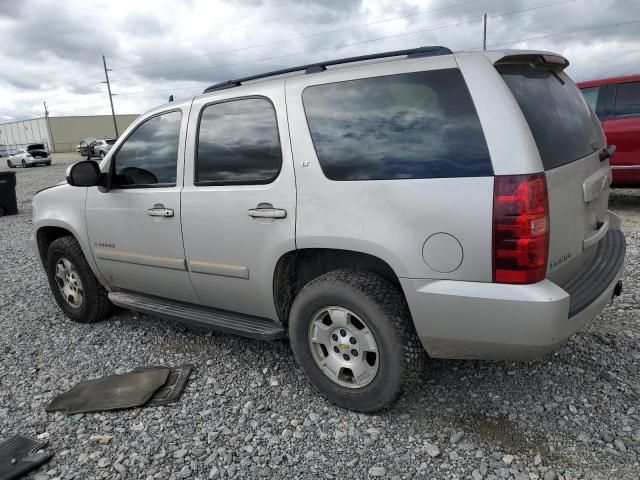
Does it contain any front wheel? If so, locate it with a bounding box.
[288,269,425,412]
[46,236,111,323]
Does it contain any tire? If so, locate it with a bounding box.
[288,269,425,412]
[22,159,28,168]
[46,236,111,323]
[7,160,14,168]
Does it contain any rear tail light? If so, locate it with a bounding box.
[493,173,549,284]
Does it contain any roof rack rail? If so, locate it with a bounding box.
[202,46,452,93]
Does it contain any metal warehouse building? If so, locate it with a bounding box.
[0,114,139,155]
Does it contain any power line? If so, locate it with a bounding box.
[111,0,579,84]
[115,16,638,100]
[109,0,483,71]
[483,18,640,48]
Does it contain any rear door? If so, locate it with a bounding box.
[497,63,609,285]
[604,80,640,180]
[181,84,296,319]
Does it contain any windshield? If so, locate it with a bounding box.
[497,64,605,170]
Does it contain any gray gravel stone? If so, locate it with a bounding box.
[368,465,387,477]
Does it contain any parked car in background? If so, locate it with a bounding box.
[78,138,115,159]
[578,74,640,186]
[78,138,98,158]
[92,139,116,159]
[7,144,51,168]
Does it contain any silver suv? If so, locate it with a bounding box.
[32,47,626,412]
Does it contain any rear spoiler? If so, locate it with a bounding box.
[494,53,569,71]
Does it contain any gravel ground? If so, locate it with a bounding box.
[0,154,639,480]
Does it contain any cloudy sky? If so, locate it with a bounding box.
[0,0,638,122]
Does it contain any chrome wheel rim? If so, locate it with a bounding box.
[54,258,84,308]
[307,306,379,388]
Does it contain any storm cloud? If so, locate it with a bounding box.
[0,0,638,121]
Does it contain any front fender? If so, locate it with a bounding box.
[32,185,106,284]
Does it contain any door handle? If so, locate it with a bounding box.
[248,203,287,219]
[146,204,174,217]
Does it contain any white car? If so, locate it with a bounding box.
[7,144,52,168]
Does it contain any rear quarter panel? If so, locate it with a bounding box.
[285,54,495,281]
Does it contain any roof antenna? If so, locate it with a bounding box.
[168,95,174,102]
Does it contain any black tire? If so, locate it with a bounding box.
[22,160,28,168]
[7,160,14,168]
[46,236,110,323]
[288,269,425,412]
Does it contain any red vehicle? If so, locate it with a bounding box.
[577,74,640,186]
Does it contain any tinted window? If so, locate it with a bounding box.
[497,65,605,170]
[615,81,640,117]
[196,98,281,185]
[302,69,492,181]
[580,86,599,111]
[112,111,182,187]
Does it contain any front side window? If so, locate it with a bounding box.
[614,81,640,117]
[112,111,182,187]
[580,86,599,112]
[196,98,282,185]
[302,69,492,181]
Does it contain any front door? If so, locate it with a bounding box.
[181,84,296,319]
[86,107,198,303]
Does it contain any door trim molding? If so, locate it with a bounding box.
[189,260,249,279]
[94,248,187,271]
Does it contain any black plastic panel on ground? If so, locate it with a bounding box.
[563,230,626,317]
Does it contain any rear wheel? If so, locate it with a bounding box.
[288,269,425,412]
[7,160,14,168]
[22,160,27,168]
[46,236,110,323]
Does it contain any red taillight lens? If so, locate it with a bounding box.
[493,173,549,284]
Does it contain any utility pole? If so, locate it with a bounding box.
[43,101,53,152]
[483,13,487,50]
[102,55,119,138]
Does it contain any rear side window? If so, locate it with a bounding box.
[497,64,605,170]
[302,69,492,181]
[614,81,640,117]
[580,86,599,111]
[196,98,282,185]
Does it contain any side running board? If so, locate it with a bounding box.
[108,290,286,340]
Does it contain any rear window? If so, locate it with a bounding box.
[302,69,492,181]
[497,64,605,170]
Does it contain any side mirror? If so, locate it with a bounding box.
[66,160,102,187]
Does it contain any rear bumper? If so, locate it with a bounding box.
[402,224,626,361]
